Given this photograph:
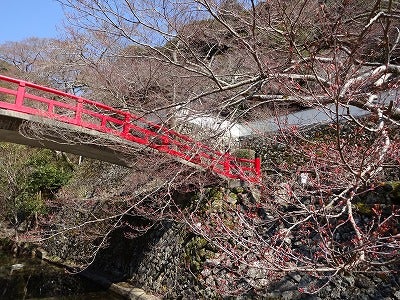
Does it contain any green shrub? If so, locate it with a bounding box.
[0,144,74,226]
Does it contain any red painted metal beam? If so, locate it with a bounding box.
[0,74,261,183]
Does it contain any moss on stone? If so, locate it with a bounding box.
[354,202,374,215]
[385,181,400,203]
[233,148,255,159]
[233,186,244,194]
[207,188,225,212]
[184,236,216,273]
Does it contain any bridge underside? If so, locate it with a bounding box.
[0,109,206,173]
[0,109,133,166]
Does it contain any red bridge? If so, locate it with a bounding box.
[0,74,261,183]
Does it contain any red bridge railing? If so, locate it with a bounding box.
[0,74,261,183]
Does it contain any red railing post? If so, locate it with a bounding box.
[15,81,26,107]
[75,98,83,125]
[122,113,131,137]
[223,154,231,177]
[254,152,261,178]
